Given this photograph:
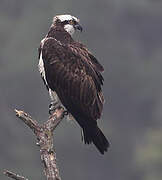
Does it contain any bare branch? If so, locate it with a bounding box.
[15,109,40,134]
[45,107,65,132]
[4,107,65,180]
[3,170,28,180]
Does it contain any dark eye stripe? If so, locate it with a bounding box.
[64,20,69,24]
[73,20,77,25]
[62,19,77,25]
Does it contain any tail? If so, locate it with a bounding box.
[82,126,110,154]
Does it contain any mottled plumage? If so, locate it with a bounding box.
[38,15,109,154]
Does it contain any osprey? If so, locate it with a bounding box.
[38,14,109,154]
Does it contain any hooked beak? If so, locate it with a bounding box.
[74,24,83,32]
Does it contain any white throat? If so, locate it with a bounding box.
[64,24,75,36]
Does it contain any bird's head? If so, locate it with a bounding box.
[53,14,83,36]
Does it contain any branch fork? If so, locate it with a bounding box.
[4,107,65,180]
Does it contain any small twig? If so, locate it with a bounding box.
[15,109,40,134]
[3,170,28,180]
[4,107,65,180]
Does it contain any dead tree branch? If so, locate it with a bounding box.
[4,107,65,180]
[3,170,28,180]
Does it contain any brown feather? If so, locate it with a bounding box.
[42,37,104,120]
[39,24,109,154]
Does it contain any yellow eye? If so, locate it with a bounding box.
[69,20,73,25]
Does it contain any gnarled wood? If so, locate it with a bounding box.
[4,107,65,180]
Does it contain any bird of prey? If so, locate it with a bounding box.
[38,14,109,154]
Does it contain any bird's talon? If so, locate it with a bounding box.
[49,109,53,115]
[64,111,68,116]
[49,102,62,114]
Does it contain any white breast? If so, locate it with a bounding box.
[38,49,59,103]
[38,51,48,86]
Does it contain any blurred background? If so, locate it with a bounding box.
[1,0,162,180]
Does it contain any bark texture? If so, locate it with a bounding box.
[4,107,65,180]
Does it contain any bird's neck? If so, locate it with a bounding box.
[46,25,73,44]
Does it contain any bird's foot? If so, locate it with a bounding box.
[49,101,62,115]
[63,110,68,116]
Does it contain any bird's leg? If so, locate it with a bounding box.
[48,89,62,114]
[49,100,62,115]
[48,89,69,115]
[49,101,69,116]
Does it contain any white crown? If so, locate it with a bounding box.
[53,14,79,23]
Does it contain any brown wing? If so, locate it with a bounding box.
[42,37,104,121]
[69,41,104,72]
